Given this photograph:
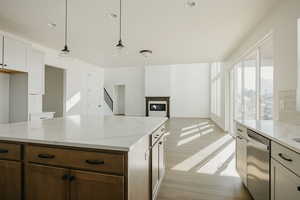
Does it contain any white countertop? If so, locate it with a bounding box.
[0,115,168,151]
[236,120,300,154]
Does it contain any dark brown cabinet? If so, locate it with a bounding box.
[26,164,124,200]
[26,164,69,200]
[0,160,21,200]
[70,170,124,200]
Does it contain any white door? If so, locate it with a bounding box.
[28,49,45,95]
[86,72,103,115]
[271,159,300,200]
[0,34,3,67]
[3,36,28,72]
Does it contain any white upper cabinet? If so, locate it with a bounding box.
[3,36,28,72]
[0,34,3,67]
[28,49,45,95]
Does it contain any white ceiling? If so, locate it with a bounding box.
[0,0,278,68]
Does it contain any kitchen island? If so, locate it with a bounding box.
[0,115,168,200]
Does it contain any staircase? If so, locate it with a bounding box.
[104,88,113,112]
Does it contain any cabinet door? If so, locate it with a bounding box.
[158,136,165,180]
[26,164,69,200]
[0,34,3,67]
[236,136,247,186]
[70,170,124,200]
[28,49,45,95]
[152,142,159,194]
[271,159,300,200]
[0,160,21,200]
[3,36,28,72]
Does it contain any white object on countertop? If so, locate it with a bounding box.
[236,120,300,154]
[0,115,167,152]
[30,112,55,121]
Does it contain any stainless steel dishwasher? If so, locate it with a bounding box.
[247,129,270,200]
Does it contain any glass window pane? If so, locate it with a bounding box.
[243,52,257,120]
[234,63,243,120]
[260,39,273,120]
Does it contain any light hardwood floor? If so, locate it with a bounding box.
[157,118,252,200]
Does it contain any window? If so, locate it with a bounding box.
[211,62,222,117]
[243,52,257,120]
[233,36,273,120]
[260,39,274,120]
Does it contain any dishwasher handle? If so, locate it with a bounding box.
[248,130,270,147]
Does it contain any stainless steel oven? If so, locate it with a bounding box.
[247,129,270,200]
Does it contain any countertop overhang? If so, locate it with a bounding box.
[236,120,300,154]
[0,115,168,152]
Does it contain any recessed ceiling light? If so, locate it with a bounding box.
[47,22,57,29]
[186,1,196,7]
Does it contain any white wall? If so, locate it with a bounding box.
[104,64,211,118]
[0,73,10,123]
[145,65,171,97]
[9,73,28,123]
[104,67,145,116]
[225,0,300,123]
[170,63,210,118]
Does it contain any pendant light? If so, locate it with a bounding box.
[139,50,153,58]
[115,0,126,53]
[60,0,70,56]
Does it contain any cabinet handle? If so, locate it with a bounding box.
[38,154,55,159]
[237,136,243,140]
[69,175,76,182]
[62,174,69,180]
[86,159,105,165]
[278,153,293,162]
[0,63,3,66]
[0,149,8,154]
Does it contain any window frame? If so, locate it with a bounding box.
[233,35,274,121]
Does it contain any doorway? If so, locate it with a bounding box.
[114,85,125,115]
[86,72,103,116]
[43,65,65,118]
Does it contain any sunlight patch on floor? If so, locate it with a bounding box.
[177,128,214,146]
[172,134,233,171]
[197,141,238,177]
[181,122,209,131]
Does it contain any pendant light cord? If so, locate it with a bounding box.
[65,0,68,46]
[119,0,122,41]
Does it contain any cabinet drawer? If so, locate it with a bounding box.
[271,141,300,176]
[236,123,247,138]
[27,146,124,175]
[0,142,21,161]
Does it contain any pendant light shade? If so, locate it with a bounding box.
[60,0,71,56]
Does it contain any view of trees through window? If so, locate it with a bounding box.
[233,37,273,121]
